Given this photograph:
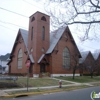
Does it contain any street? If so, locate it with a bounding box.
[1,86,100,100]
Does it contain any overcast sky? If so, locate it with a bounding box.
[0,0,100,55]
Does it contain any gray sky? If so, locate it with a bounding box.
[0,0,100,55]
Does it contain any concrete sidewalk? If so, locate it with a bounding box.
[3,83,80,92]
[0,77,97,98]
[0,90,8,96]
[0,82,93,97]
[3,77,81,92]
[52,78,79,84]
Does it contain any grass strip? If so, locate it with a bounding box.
[55,76,100,83]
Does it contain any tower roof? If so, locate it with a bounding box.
[29,11,50,18]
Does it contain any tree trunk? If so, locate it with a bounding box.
[73,73,75,79]
[73,69,75,79]
[91,72,93,78]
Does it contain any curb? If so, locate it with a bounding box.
[0,89,63,98]
[0,83,95,99]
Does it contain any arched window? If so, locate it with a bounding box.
[41,16,46,21]
[63,47,70,69]
[31,16,35,22]
[31,27,33,40]
[42,26,45,40]
[18,49,23,69]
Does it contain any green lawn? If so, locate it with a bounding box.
[0,76,100,89]
[17,77,71,87]
[0,77,70,88]
[55,76,100,83]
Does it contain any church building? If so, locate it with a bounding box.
[8,11,81,77]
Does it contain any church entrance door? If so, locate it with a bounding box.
[40,63,45,73]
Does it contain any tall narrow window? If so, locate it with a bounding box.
[42,26,45,40]
[18,49,23,69]
[31,27,33,40]
[63,47,70,69]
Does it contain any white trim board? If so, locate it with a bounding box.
[50,74,80,77]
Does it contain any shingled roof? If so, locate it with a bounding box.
[38,26,81,63]
[46,27,66,54]
[19,29,34,63]
[9,26,81,64]
[19,29,28,47]
[9,29,34,64]
[79,51,90,63]
[18,27,67,63]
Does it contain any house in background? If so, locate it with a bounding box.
[0,53,10,74]
[8,11,81,77]
[79,51,96,75]
[0,65,2,73]
[93,52,100,75]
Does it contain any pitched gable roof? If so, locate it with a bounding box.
[38,26,81,63]
[19,29,28,47]
[92,52,100,60]
[79,51,90,63]
[46,26,81,56]
[19,29,34,63]
[9,29,34,64]
[38,54,45,63]
[0,53,10,61]
[46,27,66,54]
[38,27,66,63]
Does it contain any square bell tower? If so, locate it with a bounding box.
[28,11,50,62]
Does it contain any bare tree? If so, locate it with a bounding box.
[93,50,100,75]
[71,54,79,79]
[83,59,97,78]
[96,59,100,75]
[42,0,100,41]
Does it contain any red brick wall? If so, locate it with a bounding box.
[50,28,79,74]
[27,12,50,75]
[82,52,95,74]
[9,32,28,75]
[9,12,80,77]
[28,12,50,62]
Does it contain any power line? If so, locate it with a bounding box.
[0,25,98,52]
[0,1,47,30]
[0,24,17,31]
[0,20,27,29]
[0,1,98,51]
[0,7,29,18]
[0,20,98,51]
[23,0,44,10]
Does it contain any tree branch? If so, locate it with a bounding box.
[71,0,78,13]
[67,20,100,25]
[90,0,100,9]
[77,10,100,14]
